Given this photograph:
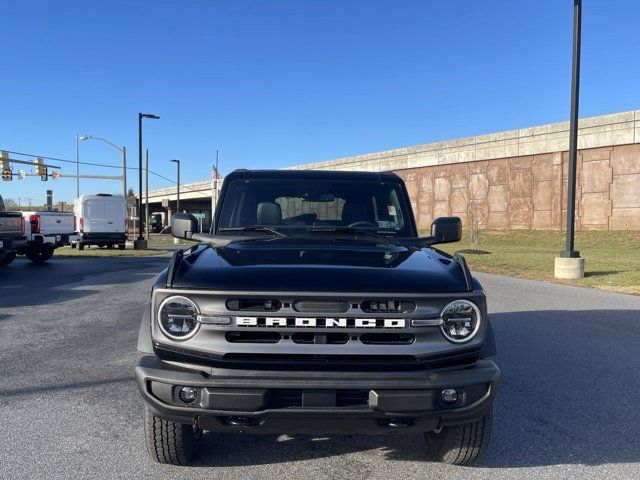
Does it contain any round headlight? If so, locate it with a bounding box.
[158,296,200,340]
[440,299,481,344]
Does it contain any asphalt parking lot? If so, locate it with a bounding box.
[1,255,639,480]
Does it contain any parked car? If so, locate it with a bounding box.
[72,194,127,250]
[0,195,26,267]
[136,169,500,466]
[18,211,76,263]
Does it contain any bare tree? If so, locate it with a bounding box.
[461,185,485,252]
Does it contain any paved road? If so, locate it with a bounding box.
[1,256,639,480]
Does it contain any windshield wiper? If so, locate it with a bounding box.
[219,226,288,237]
[306,226,395,241]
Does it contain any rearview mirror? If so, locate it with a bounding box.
[171,212,198,239]
[430,216,462,244]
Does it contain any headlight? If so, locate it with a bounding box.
[440,299,481,343]
[158,296,200,340]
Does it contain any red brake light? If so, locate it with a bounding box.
[21,217,25,235]
[29,214,40,234]
[79,217,84,233]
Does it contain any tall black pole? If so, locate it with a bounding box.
[562,0,582,258]
[137,113,143,241]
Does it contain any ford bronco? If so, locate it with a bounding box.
[136,169,500,466]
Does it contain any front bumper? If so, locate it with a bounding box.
[135,355,500,434]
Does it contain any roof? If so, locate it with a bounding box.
[225,169,402,182]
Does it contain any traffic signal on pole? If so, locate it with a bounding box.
[1,152,11,181]
[35,157,48,181]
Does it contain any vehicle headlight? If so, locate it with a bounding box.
[158,296,200,340]
[440,299,481,344]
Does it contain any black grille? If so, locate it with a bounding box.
[267,389,369,408]
[269,389,303,408]
[293,300,350,313]
[225,331,281,343]
[336,389,369,407]
[226,299,282,312]
[360,300,416,313]
[360,333,415,345]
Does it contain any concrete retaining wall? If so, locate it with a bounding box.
[289,110,640,230]
[396,143,640,231]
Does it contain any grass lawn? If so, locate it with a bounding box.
[434,230,640,296]
[54,246,169,258]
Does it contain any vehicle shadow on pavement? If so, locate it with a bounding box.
[188,308,640,469]
[0,257,168,308]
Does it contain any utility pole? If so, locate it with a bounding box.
[213,150,219,232]
[555,0,585,279]
[145,149,150,240]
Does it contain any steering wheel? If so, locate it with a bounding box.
[348,221,378,228]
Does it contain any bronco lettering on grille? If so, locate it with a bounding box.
[235,317,406,328]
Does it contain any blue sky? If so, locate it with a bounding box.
[1,0,638,204]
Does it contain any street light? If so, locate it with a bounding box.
[79,135,127,198]
[75,134,88,198]
[555,0,585,279]
[136,113,160,249]
[171,159,181,212]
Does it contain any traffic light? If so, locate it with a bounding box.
[35,157,48,181]
[1,152,10,181]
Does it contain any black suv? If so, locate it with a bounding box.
[136,169,500,466]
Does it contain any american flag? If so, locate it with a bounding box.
[212,166,221,180]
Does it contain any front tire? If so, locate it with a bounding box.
[424,406,492,466]
[0,251,16,266]
[25,245,55,263]
[144,407,201,465]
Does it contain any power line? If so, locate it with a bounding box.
[1,147,212,195]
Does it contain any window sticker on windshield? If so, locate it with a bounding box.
[387,205,397,216]
[378,220,398,229]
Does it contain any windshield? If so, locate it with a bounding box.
[217,179,413,237]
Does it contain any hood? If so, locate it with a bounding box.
[168,238,469,293]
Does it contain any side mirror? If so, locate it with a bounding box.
[171,212,198,239]
[430,216,462,244]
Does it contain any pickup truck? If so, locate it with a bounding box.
[0,196,26,267]
[136,169,500,466]
[17,211,77,263]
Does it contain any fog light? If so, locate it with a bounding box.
[441,388,458,404]
[179,386,198,404]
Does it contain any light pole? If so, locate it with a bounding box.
[75,134,88,198]
[171,159,181,245]
[171,159,181,212]
[80,136,127,198]
[555,0,585,279]
[136,113,159,249]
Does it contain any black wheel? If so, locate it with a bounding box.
[107,244,114,250]
[71,242,77,249]
[25,245,55,263]
[78,243,85,251]
[144,407,201,465]
[118,244,125,250]
[424,406,492,466]
[0,251,16,267]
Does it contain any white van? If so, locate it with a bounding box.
[73,194,127,250]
